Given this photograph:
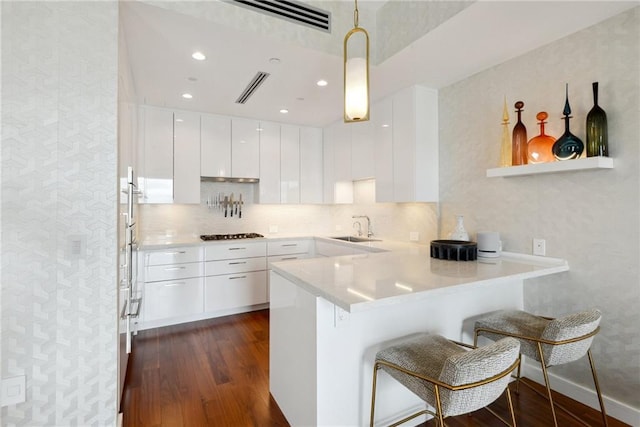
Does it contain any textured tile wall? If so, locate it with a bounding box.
[439,8,640,407]
[139,181,439,245]
[1,2,118,425]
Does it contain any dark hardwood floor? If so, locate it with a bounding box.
[121,309,627,427]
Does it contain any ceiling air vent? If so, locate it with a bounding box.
[235,71,271,104]
[230,0,331,33]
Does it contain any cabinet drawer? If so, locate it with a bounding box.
[144,277,203,322]
[268,254,310,267]
[205,257,266,276]
[267,240,311,256]
[145,246,202,266]
[204,241,266,261]
[145,262,202,282]
[204,271,268,312]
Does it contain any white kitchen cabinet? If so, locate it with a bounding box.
[141,106,173,203]
[204,271,268,312]
[232,118,260,179]
[201,113,231,178]
[280,125,300,204]
[323,121,353,204]
[267,239,311,256]
[173,111,201,204]
[351,120,374,180]
[300,127,323,204]
[144,277,203,321]
[145,246,202,266]
[373,98,394,202]
[391,85,439,202]
[259,121,281,203]
[205,256,267,276]
[205,241,267,261]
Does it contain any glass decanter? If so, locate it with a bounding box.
[527,112,556,164]
[552,84,584,160]
[511,101,527,165]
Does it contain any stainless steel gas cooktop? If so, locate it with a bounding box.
[200,233,264,241]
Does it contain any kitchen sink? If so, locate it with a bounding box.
[330,236,382,243]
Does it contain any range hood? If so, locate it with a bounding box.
[201,176,259,184]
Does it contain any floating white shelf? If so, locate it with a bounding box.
[487,156,614,178]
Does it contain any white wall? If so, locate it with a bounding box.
[1,2,119,425]
[439,6,639,415]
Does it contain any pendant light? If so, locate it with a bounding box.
[343,0,370,123]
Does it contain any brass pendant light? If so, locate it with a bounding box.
[343,0,370,123]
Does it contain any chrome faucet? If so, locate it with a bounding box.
[353,221,362,237]
[352,215,373,238]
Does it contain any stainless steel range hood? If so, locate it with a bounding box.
[201,176,260,184]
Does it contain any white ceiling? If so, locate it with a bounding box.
[120,1,637,128]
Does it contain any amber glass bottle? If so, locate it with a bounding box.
[512,101,527,165]
[527,112,556,163]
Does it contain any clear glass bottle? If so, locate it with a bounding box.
[499,97,512,167]
[512,101,528,165]
[527,112,556,164]
[586,82,608,157]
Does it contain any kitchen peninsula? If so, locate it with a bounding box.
[269,242,569,426]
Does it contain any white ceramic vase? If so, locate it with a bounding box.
[449,215,469,241]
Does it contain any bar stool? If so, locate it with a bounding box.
[474,308,607,426]
[370,333,520,427]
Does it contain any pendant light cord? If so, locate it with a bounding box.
[353,0,359,28]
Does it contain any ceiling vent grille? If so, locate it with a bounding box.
[235,71,271,104]
[230,0,331,33]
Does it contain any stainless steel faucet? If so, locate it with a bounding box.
[352,215,373,238]
[353,221,362,236]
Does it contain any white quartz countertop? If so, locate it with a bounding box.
[270,249,569,313]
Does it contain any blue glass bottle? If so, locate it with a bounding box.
[552,84,584,160]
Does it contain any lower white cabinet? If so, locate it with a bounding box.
[144,277,203,322]
[204,271,268,312]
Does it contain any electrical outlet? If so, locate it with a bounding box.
[409,231,419,242]
[533,238,546,256]
[1,375,26,406]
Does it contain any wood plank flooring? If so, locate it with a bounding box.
[121,309,627,427]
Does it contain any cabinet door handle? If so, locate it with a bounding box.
[164,251,186,255]
[282,244,297,247]
[281,257,297,260]
[228,261,247,265]
[164,266,186,271]
[228,247,246,251]
[229,275,247,280]
[164,282,185,287]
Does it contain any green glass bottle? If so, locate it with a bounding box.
[586,82,608,157]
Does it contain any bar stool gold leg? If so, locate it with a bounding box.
[587,349,609,427]
[506,388,517,427]
[370,363,379,427]
[537,342,559,427]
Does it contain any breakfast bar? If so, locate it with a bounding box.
[269,247,569,426]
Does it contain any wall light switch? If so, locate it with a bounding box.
[409,231,420,242]
[1,375,26,406]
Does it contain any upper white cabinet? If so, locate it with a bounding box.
[350,120,375,180]
[141,106,173,203]
[374,86,439,203]
[299,127,323,204]
[173,111,201,204]
[323,121,353,204]
[201,114,231,178]
[373,98,394,202]
[280,125,300,204]
[232,118,260,179]
[259,121,281,204]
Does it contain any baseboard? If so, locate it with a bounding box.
[117,412,123,427]
[522,359,640,426]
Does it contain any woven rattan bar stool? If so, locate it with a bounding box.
[474,308,607,427]
[370,333,520,427]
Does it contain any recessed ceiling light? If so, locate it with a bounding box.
[279,109,289,114]
[187,77,198,82]
[192,51,206,61]
[269,57,281,64]
[175,118,184,122]
[256,127,263,132]
[382,124,390,128]
[297,97,305,101]
[317,80,328,87]
[182,93,193,99]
